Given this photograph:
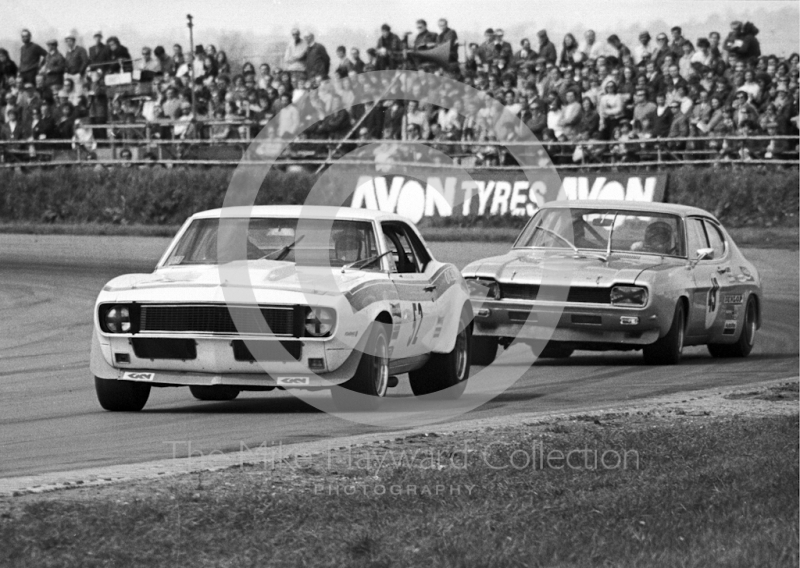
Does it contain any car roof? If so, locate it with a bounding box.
[191,205,412,223]
[541,200,717,220]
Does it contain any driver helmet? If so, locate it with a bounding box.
[334,227,362,263]
[644,221,673,253]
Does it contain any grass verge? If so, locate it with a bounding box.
[2,403,797,567]
[0,222,797,248]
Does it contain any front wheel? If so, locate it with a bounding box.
[643,302,685,365]
[332,322,389,411]
[190,385,240,401]
[708,297,757,358]
[409,313,471,399]
[95,377,151,411]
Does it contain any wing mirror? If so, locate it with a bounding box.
[689,247,714,268]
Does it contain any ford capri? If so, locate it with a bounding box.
[463,200,762,365]
[91,206,472,411]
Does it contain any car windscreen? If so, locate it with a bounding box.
[514,208,686,257]
[163,217,379,267]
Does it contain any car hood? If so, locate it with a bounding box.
[463,249,673,287]
[101,261,378,301]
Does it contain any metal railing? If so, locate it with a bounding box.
[0,121,797,170]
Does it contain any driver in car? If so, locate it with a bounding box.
[334,228,363,264]
[632,221,674,254]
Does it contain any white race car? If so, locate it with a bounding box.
[91,206,472,411]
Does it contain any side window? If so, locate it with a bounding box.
[686,218,709,260]
[704,220,726,260]
[400,223,432,272]
[381,224,419,274]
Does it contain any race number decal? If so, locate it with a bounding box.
[123,372,155,381]
[277,376,310,386]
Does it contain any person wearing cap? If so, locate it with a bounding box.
[42,39,66,88]
[537,30,557,65]
[63,35,88,96]
[19,29,47,86]
[283,28,307,83]
[88,32,110,70]
[633,31,656,65]
[375,24,403,71]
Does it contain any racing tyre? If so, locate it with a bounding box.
[471,335,498,366]
[409,314,471,399]
[643,302,685,365]
[95,377,151,411]
[707,297,757,358]
[332,322,389,411]
[538,343,574,359]
[190,386,240,401]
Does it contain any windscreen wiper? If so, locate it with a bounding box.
[260,234,305,261]
[341,251,391,273]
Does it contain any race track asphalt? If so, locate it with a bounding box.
[1,234,797,478]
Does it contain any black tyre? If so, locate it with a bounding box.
[471,335,498,366]
[190,385,240,401]
[409,313,471,399]
[538,343,574,359]
[95,377,151,411]
[643,302,685,365]
[332,322,390,411]
[708,297,757,358]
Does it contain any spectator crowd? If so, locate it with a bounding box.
[0,18,798,165]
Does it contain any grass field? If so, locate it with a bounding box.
[3,403,797,568]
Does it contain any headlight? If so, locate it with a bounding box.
[466,278,501,300]
[103,305,131,333]
[305,307,336,337]
[610,286,648,306]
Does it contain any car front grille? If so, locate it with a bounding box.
[139,305,297,336]
[500,284,611,304]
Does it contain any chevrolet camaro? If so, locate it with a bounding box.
[91,206,472,411]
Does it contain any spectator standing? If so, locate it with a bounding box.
[559,33,580,67]
[607,35,631,61]
[513,38,537,73]
[349,48,365,73]
[634,32,657,65]
[0,107,24,141]
[19,29,47,86]
[0,49,18,89]
[85,73,108,139]
[64,35,88,94]
[598,80,625,138]
[304,33,330,80]
[411,19,438,54]
[492,29,513,66]
[537,30,557,65]
[691,38,714,68]
[652,93,673,137]
[333,46,350,78]
[376,24,403,70]
[284,29,307,83]
[138,47,161,75]
[632,88,656,125]
[723,21,761,63]
[42,40,66,88]
[669,26,692,58]
[579,30,605,62]
[437,18,459,63]
[88,32,109,72]
[106,36,132,74]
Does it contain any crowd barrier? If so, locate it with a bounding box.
[0,120,797,170]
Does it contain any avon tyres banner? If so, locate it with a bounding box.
[350,172,667,223]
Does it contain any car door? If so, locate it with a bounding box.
[685,216,727,339]
[380,222,438,358]
[702,218,743,340]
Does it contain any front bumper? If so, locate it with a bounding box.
[470,299,663,345]
[92,334,362,388]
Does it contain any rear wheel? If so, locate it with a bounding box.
[471,335,498,366]
[409,313,471,399]
[95,377,151,411]
[190,385,240,401]
[332,322,389,411]
[708,297,757,358]
[643,302,685,365]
